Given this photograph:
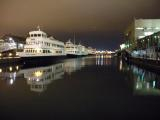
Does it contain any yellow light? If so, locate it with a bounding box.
[0,68,2,73]
[34,71,43,77]
[0,53,2,56]
[16,53,19,56]
[16,66,19,70]
[9,67,13,71]
[9,53,12,56]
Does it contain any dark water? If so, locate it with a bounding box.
[0,56,160,119]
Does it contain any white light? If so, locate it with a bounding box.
[0,68,2,73]
[153,81,156,88]
[144,32,154,36]
[138,36,145,39]
[9,53,12,56]
[120,44,126,50]
[10,79,14,85]
[155,27,160,30]
[16,53,19,56]
[16,66,19,70]
[136,27,144,30]
[9,37,13,41]
[9,67,13,71]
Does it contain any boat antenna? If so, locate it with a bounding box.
[37,25,41,31]
[74,32,75,45]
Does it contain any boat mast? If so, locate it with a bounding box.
[37,25,41,31]
[74,32,76,51]
[74,32,75,45]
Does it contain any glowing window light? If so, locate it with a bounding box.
[34,71,43,77]
[0,68,2,73]
[16,53,19,56]
[9,67,13,71]
[136,27,144,30]
[9,37,13,41]
[9,53,12,56]
[16,66,19,70]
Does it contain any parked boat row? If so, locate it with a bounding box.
[0,27,96,60]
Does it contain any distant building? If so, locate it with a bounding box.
[124,19,160,50]
[0,34,25,57]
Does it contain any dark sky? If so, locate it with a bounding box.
[0,0,160,50]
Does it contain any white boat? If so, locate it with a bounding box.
[19,27,65,60]
[80,44,88,56]
[65,40,82,57]
[87,47,96,55]
[65,39,90,57]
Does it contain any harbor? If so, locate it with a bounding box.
[0,27,99,65]
[1,0,160,119]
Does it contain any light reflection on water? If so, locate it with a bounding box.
[1,57,160,96]
[0,57,96,93]
[96,55,112,65]
[121,59,160,96]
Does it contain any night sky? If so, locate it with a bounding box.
[0,0,160,50]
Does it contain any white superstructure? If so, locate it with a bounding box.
[87,47,96,55]
[65,40,82,57]
[19,27,65,58]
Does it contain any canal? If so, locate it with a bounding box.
[0,56,160,119]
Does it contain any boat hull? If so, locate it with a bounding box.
[20,55,66,65]
[66,54,83,58]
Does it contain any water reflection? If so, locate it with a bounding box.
[0,57,95,93]
[64,58,85,75]
[96,55,112,65]
[20,63,64,92]
[0,65,22,85]
[121,59,160,95]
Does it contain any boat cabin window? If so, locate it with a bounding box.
[38,34,41,37]
[34,34,37,37]
[31,34,34,37]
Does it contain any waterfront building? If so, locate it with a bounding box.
[0,35,25,57]
[124,19,160,50]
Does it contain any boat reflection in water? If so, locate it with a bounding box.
[121,59,160,96]
[0,65,22,85]
[0,57,93,93]
[64,58,86,74]
[19,63,64,93]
